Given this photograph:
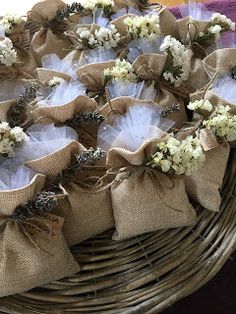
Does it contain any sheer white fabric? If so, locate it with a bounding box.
[98,104,174,152]
[108,80,145,99]
[41,54,78,78]
[179,2,213,20]
[111,7,142,20]
[0,81,25,102]
[213,75,236,105]
[16,124,78,161]
[79,47,117,66]
[0,161,37,190]
[37,79,86,107]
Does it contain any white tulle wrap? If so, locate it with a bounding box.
[213,75,236,105]
[79,47,117,66]
[0,81,25,102]
[179,2,213,20]
[127,36,164,63]
[108,80,157,101]
[41,54,78,79]
[98,104,174,152]
[79,8,109,27]
[111,8,142,20]
[0,161,37,190]
[16,124,78,161]
[37,79,87,107]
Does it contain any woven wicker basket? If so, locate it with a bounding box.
[0,150,235,313]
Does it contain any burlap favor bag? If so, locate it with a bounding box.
[106,140,196,241]
[204,89,236,115]
[36,68,71,84]
[55,174,114,246]
[0,174,79,297]
[187,55,210,93]
[0,100,15,122]
[28,0,71,65]
[185,143,230,212]
[203,48,236,77]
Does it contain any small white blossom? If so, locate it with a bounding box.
[48,76,65,87]
[149,135,205,176]
[0,13,26,34]
[124,14,161,40]
[77,25,121,49]
[0,37,17,66]
[104,59,137,82]
[188,99,213,112]
[211,13,235,32]
[203,105,236,142]
[0,122,27,157]
[160,36,190,87]
[79,0,114,12]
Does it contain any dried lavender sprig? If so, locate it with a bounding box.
[62,148,106,177]
[7,81,40,128]
[161,103,181,118]
[65,112,105,129]
[54,2,84,21]
[12,190,59,221]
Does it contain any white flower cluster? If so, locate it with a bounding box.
[0,13,26,34]
[187,99,213,112]
[203,105,236,142]
[104,59,137,82]
[48,76,65,87]
[124,14,161,40]
[80,0,114,11]
[77,25,121,49]
[210,13,235,32]
[0,37,17,66]
[149,135,205,176]
[0,122,27,157]
[160,35,190,87]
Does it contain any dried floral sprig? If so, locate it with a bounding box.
[161,103,181,118]
[7,81,41,127]
[104,59,137,82]
[62,147,105,177]
[12,189,61,221]
[0,13,26,34]
[64,112,105,129]
[147,134,205,176]
[0,37,17,66]
[54,2,84,21]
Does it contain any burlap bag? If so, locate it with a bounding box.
[33,95,97,123]
[185,143,230,212]
[204,89,236,115]
[177,17,210,45]
[113,0,139,11]
[0,100,15,122]
[158,7,179,38]
[110,14,136,37]
[188,55,210,93]
[0,174,79,297]
[36,68,72,84]
[26,141,83,176]
[55,173,114,246]
[106,139,196,240]
[77,61,116,91]
[28,0,71,65]
[203,48,236,77]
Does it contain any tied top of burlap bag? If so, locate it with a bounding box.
[203,48,236,77]
[33,94,97,124]
[0,173,45,214]
[177,17,210,45]
[77,61,116,91]
[28,0,71,64]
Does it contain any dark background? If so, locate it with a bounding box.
[162,252,236,314]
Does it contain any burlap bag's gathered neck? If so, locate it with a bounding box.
[77,61,116,91]
[33,95,97,124]
[0,99,16,122]
[28,0,71,65]
[36,68,72,84]
[185,143,230,212]
[159,7,179,38]
[203,48,236,77]
[105,139,195,240]
[26,140,84,176]
[0,174,79,297]
[177,17,210,45]
[55,176,115,247]
[113,0,139,12]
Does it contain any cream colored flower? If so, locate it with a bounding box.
[187,99,213,112]
[0,37,17,66]
[104,59,137,82]
[48,76,65,87]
